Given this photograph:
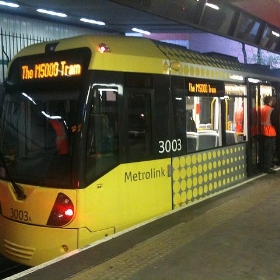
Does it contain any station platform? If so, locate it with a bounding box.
[10,169,280,280]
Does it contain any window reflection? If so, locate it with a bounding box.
[86,87,119,183]
[0,91,78,187]
[201,3,235,34]
[235,14,261,43]
[260,26,280,50]
[126,90,152,162]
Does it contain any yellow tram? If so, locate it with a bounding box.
[0,35,278,265]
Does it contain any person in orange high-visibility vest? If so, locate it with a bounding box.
[260,95,277,174]
[235,104,244,133]
[49,119,69,155]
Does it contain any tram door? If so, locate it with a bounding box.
[125,89,153,162]
[247,82,261,175]
[247,81,275,175]
[274,82,280,164]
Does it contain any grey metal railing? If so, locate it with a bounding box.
[0,28,50,82]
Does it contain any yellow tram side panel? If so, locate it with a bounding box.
[0,158,172,265]
[0,216,78,265]
[0,181,78,265]
[0,181,78,225]
[10,35,169,75]
[76,158,172,248]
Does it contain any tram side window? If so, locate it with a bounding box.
[86,88,119,182]
[186,96,198,153]
[126,91,152,162]
[186,95,222,152]
[225,84,247,144]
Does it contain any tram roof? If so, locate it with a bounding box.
[11,35,280,82]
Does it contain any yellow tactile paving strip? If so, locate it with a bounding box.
[69,175,280,280]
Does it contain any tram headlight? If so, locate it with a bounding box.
[47,192,75,226]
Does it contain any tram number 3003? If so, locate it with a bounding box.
[10,208,31,222]
[159,139,182,154]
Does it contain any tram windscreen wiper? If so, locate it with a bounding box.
[0,152,26,200]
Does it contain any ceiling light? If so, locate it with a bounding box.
[205,2,219,10]
[132,28,151,35]
[0,1,19,8]
[37,8,67,18]
[80,18,105,26]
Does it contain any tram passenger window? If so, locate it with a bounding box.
[126,91,152,162]
[86,88,119,183]
[189,96,222,151]
[186,97,198,153]
[225,84,247,144]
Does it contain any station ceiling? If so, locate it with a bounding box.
[2,0,280,54]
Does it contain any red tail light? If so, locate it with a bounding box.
[47,193,74,227]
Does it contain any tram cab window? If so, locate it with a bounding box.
[0,90,78,187]
[86,87,119,183]
[225,84,248,144]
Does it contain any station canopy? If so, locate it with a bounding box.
[2,0,280,55]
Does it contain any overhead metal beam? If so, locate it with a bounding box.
[111,0,280,55]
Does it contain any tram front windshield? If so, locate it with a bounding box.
[0,89,79,188]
